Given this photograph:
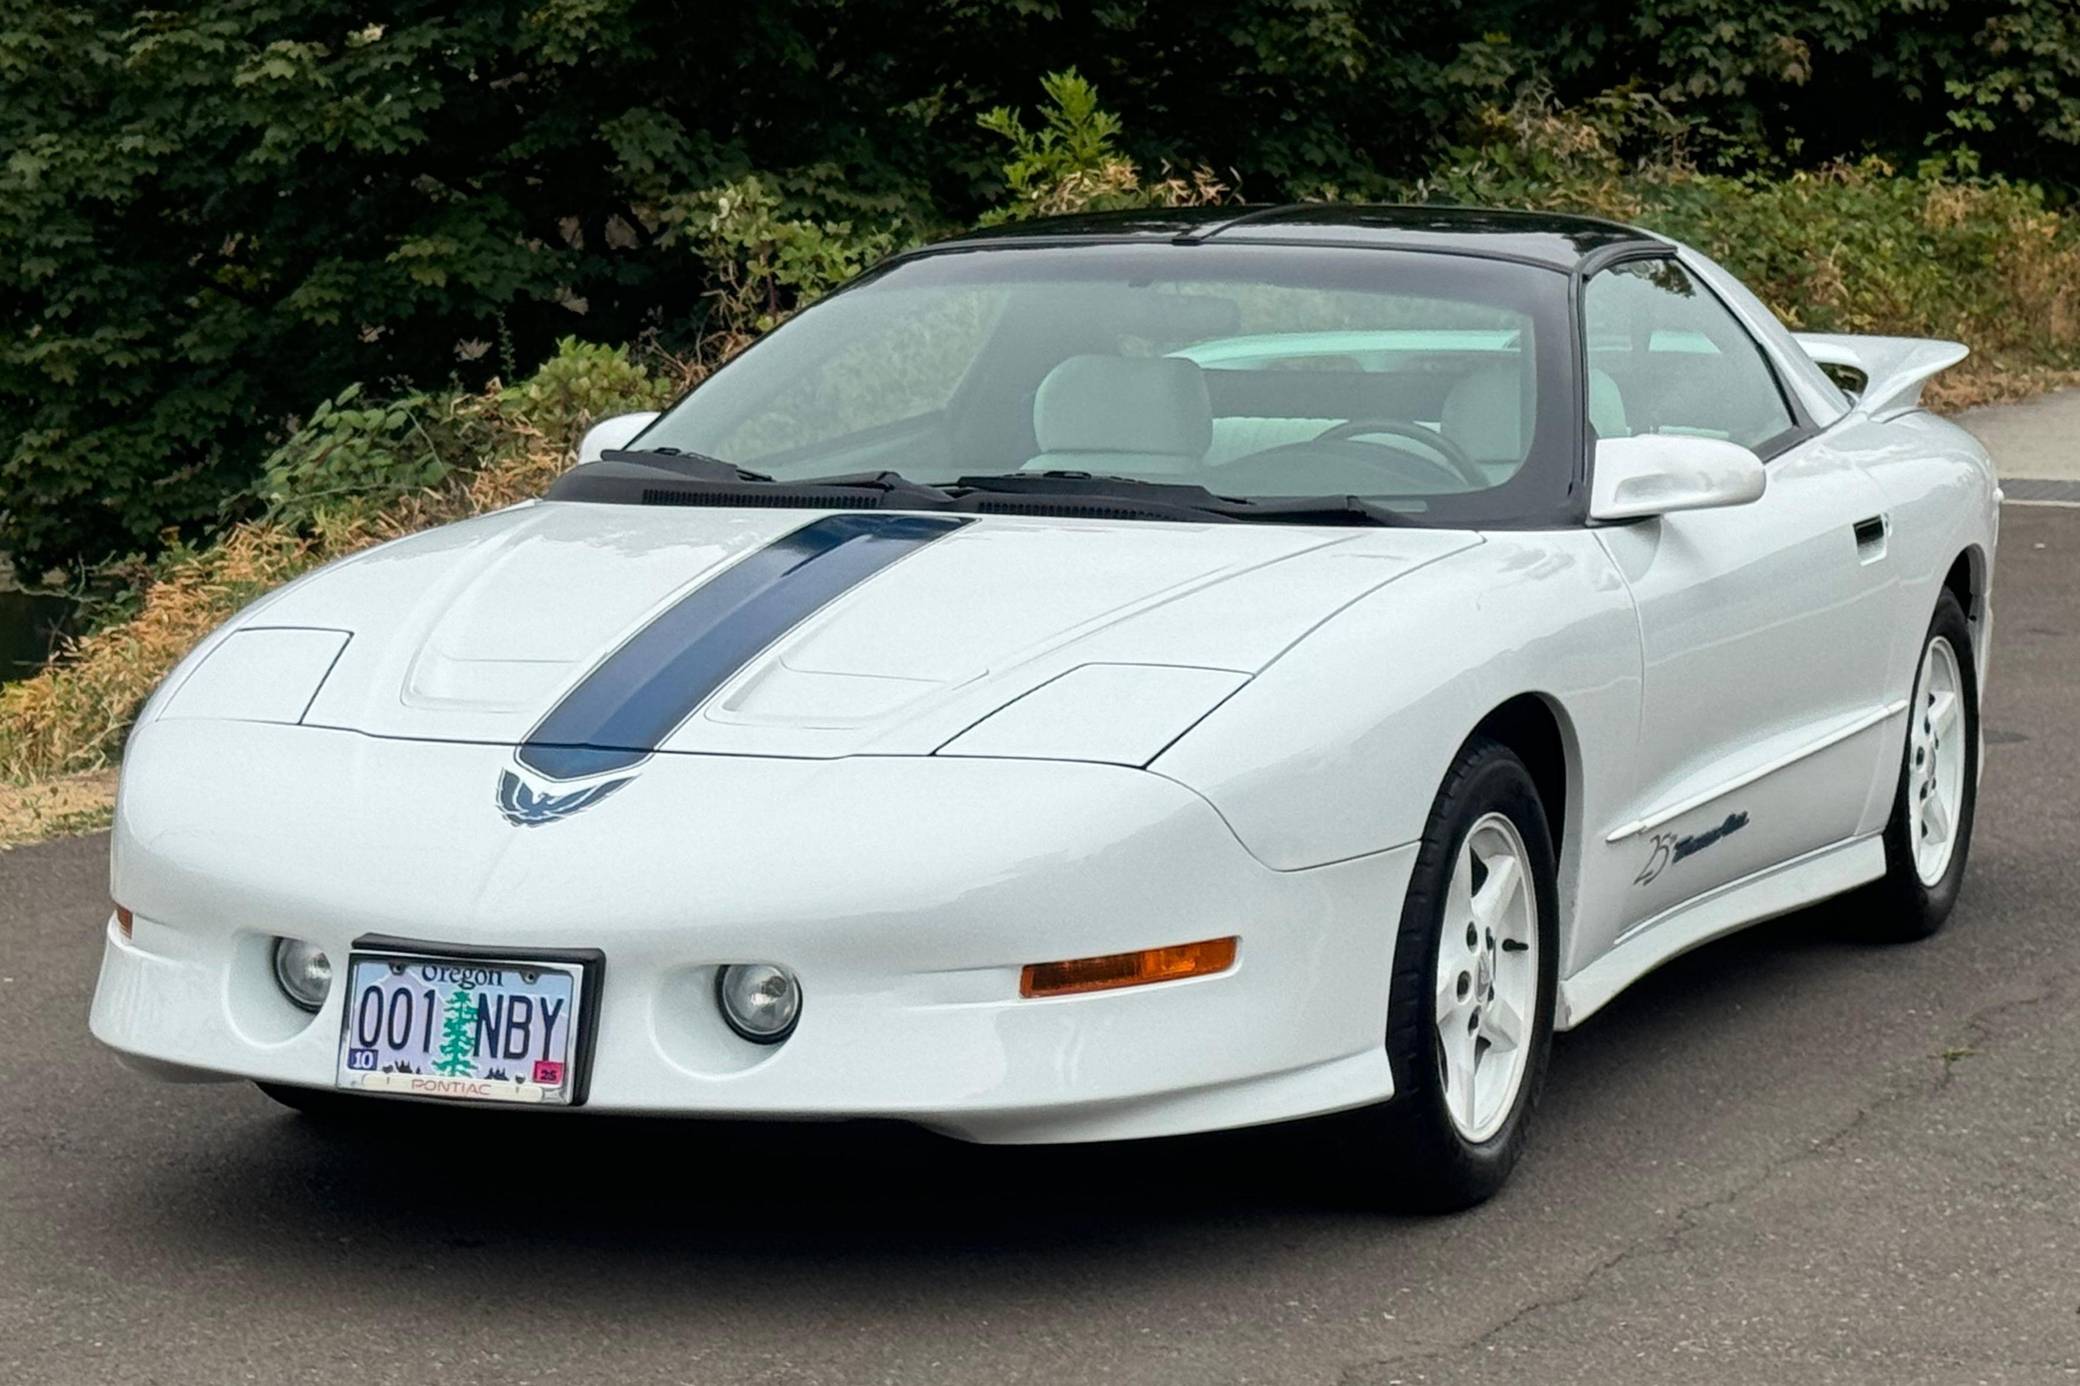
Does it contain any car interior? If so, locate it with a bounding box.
[658,264,1607,517]
[1014,342,1624,499]
[1581,259,1799,452]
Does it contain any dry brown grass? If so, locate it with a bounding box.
[0,333,715,793]
[1928,183,2080,373]
[0,767,118,848]
[0,525,320,781]
[1005,160,1237,221]
[0,392,594,785]
[1928,361,2080,413]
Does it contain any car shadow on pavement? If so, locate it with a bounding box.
[118,900,1879,1271]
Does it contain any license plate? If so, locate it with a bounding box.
[335,949,589,1105]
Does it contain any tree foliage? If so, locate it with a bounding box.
[1411,82,2080,383]
[2,0,2076,570]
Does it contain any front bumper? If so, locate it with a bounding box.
[92,721,1410,1142]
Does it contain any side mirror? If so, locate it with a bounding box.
[1590,435,1767,521]
[576,411,661,465]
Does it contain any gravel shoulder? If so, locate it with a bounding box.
[1954,387,2080,481]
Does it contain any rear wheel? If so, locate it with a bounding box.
[1856,590,1979,941]
[1355,737,1559,1211]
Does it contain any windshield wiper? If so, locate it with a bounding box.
[951,472,1248,522]
[956,470,1225,499]
[555,456,1406,524]
[553,451,955,508]
[599,447,775,483]
[951,472,1409,526]
[1213,494,1415,526]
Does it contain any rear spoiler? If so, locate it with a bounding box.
[1794,333,1969,419]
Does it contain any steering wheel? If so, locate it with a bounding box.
[1308,419,1490,490]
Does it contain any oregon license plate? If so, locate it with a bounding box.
[335,950,587,1105]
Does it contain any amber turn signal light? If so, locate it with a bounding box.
[114,904,133,939]
[1019,936,1237,998]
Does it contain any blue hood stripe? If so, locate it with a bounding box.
[516,513,970,780]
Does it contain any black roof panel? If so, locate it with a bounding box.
[936,203,1664,270]
[938,206,1240,242]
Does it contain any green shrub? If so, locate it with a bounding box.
[660,177,897,339]
[256,386,453,531]
[1638,166,2080,357]
[977,70,1143,224]
[257,339,683,533]
[1410,84,2080,401]
[501,338,683,445]
[977,70,1235,224]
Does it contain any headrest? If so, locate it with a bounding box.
[1441,363,1527,465]
[1589,368,1629,439]
[1033,356,1212,459]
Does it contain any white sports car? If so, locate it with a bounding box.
[91,206,1995,1208]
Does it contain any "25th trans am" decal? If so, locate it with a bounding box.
[1634,811,1751,887]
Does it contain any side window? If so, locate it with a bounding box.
[1584,259,1799,454]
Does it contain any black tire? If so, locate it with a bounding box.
[1351,736,1560,1212]
[1853,589,1980,942]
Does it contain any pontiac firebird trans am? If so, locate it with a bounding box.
[92,207,1996,1208]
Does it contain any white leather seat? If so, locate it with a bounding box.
[1026,356,1212,475]
[1588,368,1629,439]
[1203,416,1341,466]
[1441,364,1528,465]
[1440,362,1628,469]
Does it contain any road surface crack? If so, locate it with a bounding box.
[1340,962,2080,1384]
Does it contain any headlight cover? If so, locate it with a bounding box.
[935,662,1249,767]
[156,627,351,725]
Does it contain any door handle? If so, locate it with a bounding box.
[1853,515,1888,562]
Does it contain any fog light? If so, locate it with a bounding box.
[272,937,332,1012]
[717,963,801,1043]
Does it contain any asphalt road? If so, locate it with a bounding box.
[4,504,2077,1386]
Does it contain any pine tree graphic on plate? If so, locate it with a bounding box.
[433,985,479,1078]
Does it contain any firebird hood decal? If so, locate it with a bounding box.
[494,769,634,827]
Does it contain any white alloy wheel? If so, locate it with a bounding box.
[1909,635,1968,887]
[1434,811,1538,1143]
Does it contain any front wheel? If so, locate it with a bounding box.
[1855,589,1980,941]
[1353,736,1559,1211]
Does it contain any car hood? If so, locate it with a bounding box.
[236,501,1477,760]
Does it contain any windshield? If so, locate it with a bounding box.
[636,243,1580,526]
